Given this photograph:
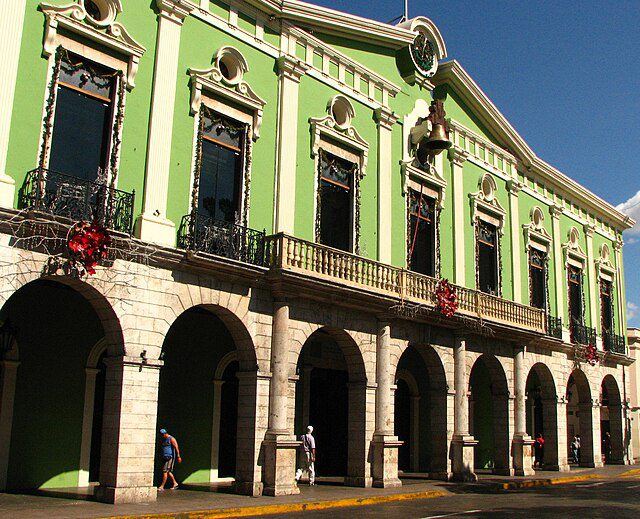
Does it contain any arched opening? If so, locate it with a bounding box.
[566,369,594,467]
[0,279,117,492]
[155,305,257,489]
[469,355,510,473]
[525,363,558,469]
[600,375,623,464]
[294,328,366,483]
[394,345,447,476]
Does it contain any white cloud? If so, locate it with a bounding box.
[627,237,639,245]
[627,301,639,321]
[616,190,640,235]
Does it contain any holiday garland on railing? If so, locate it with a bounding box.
[67,221,111,276]
[435,278,457,317]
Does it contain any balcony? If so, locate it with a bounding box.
[546,315,563,339]
[569,321,596,346]
[19,167,135,233]
[265,234,547,334]
[602,331,626,355]
[178,211,266,266]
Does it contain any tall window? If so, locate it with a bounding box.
[317,150,356,252]
[408,188,436,276]
[477,220,499,294]
[568,265,583,326]
[529,249,547,309]
[600,279,614,335]
[49,52,117,182]
[197,109,244,223]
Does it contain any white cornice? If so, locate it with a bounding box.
[433,60,635,233]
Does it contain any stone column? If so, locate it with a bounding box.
[449,149,469,286]
[583,224,599,342]
[135,0,192,246]
[263,299,299,496]
[556,396,570,471]
[374,109,398,264]
[78,367,100,487]
[209,379,224,482]
[512,346,534,475]
[0,0,26,208]
[273,57,308,234]
[451,333,477,481]
[95,356,162,504]
[507,181,524,303]
[579,401,603,468]
[550,205,569,341]
[372,320,402,488]
[0,360,19,490]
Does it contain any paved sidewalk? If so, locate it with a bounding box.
[0,465,635,519]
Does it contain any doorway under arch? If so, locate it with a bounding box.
[566,369,595,467]
[600,375,624,464]
[525,363,558,469]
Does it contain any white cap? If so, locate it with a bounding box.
[307,425,313,433]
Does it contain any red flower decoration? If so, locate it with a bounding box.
[585,343,598,366]
[435,278,458,318]
[67,221,111,275]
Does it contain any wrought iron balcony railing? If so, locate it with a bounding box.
[546,314,563,339]
[19,167,135,233]
[264,233,547,333]
[602,331,626,354]
[178,212,266,266]
[569,321,596,346]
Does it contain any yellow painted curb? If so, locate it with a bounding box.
[620,469,640,477]
[101,490,448,519]
[501,474,600,490]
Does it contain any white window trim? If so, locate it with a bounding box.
[40,1,145,89]
[596,244,615,283]
[469,173,506,233]
[563,227,587,269]
[523,206,552,254]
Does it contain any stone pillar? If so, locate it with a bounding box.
[507,181,524,303]
[579,401,603,468]
[372,320,402,488]
[449,149,469,286]
[95,356,162,504]
[0,0,26,208]
[345,382,375,488]
[209,379,224,482]
[273,57,308,234]
[78,367,100,487]
[0,360,19,490]
[135,0,192,246]
[451,334,477,481]
[555,395,571,471]
[374,109,398,263]
[584,224,599,341]
[512,346,534,475]
[550,205,569,341]
[262,300,299,496]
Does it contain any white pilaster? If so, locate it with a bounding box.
[449,149,468,286]
[550,205,567,339]
[78,367,100,487]
[613,240,626,337]
[0,1,26,208]
[0,360,19,490]
[584,224,599,335]
[273,57,308,234]
[507,181,523,303]
[374,109,397,264]
[136,0,193,246]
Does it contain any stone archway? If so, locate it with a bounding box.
[394,344,448,477]
[600,375,623,464]
[566,369,596,467]
[0,278,123,493]
[155,304,258,491]
[525,363,558,469]
[469,354,510,474]
[294,327,367,484]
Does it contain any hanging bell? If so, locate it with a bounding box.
[417,123,452,164]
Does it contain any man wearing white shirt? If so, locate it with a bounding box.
[295,425,316,485]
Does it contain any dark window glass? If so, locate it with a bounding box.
[600,280,613,333]
[49,55,115,182]
[408,189,435,276]
[197,112,243,223]
[318,151,354,252]
[529,249,547,309]
[477,221,498,294]
[568,265,583,325]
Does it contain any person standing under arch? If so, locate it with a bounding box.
[158,428,182,491]
[295,425,316,485]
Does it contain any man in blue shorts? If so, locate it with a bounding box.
[158,428,182,491]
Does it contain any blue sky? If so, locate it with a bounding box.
[312,0,640,327]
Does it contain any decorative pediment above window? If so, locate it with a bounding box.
[563,227,587,268]
[40,1,145,88]
[309,109,368,176]
[469,173,505,234]
[596,243,615,282]
[401,161,446,208]
[189,47,266,140]
[523,206,552,253]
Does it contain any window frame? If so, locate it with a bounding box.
[406,185,438,277]
[476,219,501,295]
[528,247,548,310]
